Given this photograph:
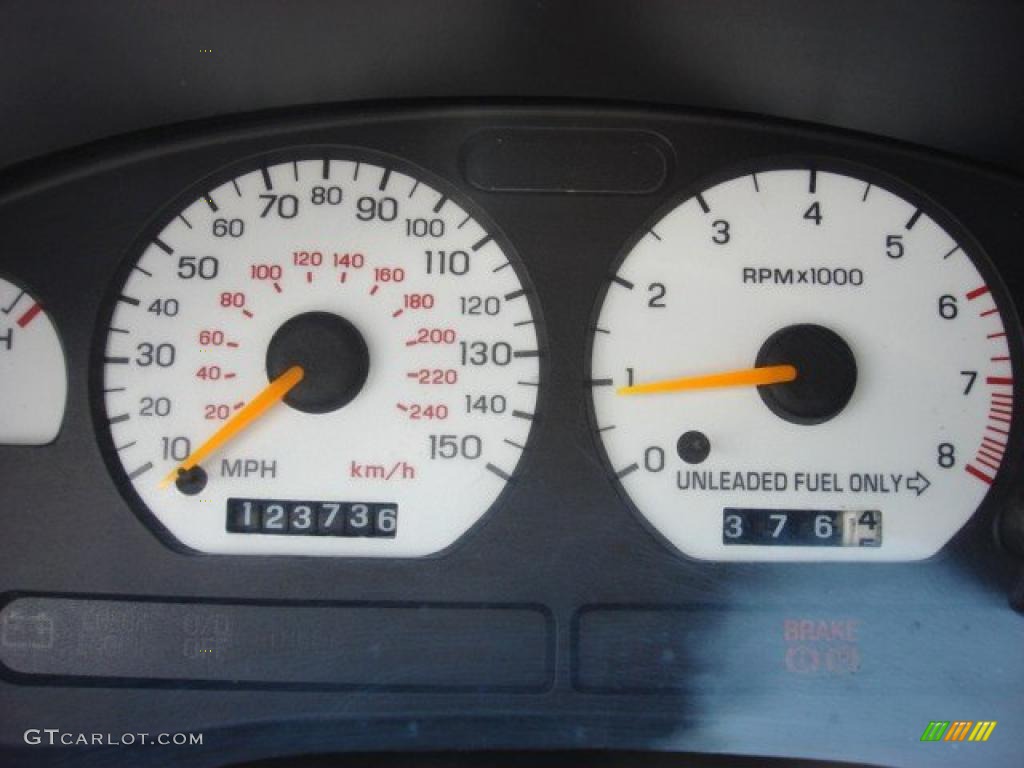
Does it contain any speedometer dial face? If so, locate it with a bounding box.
[590,167,1018,561]
[98,151,541,557]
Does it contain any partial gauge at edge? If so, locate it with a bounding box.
[0,276,67,445]
[589,165,1019,561]
[95,149,542,557]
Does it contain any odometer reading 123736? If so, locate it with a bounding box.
[98,151,541,557]
[590,167,1018,562]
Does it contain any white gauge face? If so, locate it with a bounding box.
[0,277,67,445]
[591,168,1016,562]
[101,154,541,557]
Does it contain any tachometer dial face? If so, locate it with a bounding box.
[589,167,1018,561]
[98,151,541,557]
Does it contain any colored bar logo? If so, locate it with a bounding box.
[921,721,997,742]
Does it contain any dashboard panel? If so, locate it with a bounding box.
[1,105,1023,767]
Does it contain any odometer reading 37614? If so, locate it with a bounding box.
[100,152,541,556]
[590,168,1017,561]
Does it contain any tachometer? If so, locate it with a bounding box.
[97,150,541,557]
[589,167,1018,561]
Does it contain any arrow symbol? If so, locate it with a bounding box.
[907,471,931,497]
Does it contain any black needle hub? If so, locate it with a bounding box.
[265,311,370,414]
[755,324,857,426]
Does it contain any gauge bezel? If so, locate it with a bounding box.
[585,155,1024,563]
[90,145,547,558]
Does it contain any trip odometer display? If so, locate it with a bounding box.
[99,151,541,557]
[590,167,1018,562]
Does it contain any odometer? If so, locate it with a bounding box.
[98,150,541,557]
[589,167,1018,561]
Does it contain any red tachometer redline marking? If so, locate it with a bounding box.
[15,302,42,328]
[988,332,1007,339]
[966,285,990,300]
[987,424,1010,437]
[976,454,1001,472]
[966,463,995,485]
[992,355,1010,362]
[980,308,999,317]
[987,376,1013,386]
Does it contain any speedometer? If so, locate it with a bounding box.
[97,150,542,557]
[589,166,1018,561]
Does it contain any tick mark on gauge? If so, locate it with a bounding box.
[472,234,493,251]
[966,285,990,300]
[512,410,534,421]
[178,214,193,229]
[378,168,392,191]
[504,289,526,301]
[273,282,283,294]
[492,262,511,273]
[433,195,447,213]
[988,331,1007,339]
[292,161,299,182]
[369,284,380,296]
[905,209,923,230]
[115,441,136,452]
[16,302,43,328]
[118,295,140,306]
[980,308,999,317]
[105,356,131,365]
[133,264,153,277]
[457,214,471,229]
[598,424,616,433]
[616,463,640,479]
[503,438,526,450]
[392,308,404,318]
[306,271,313,284]
[407,180,420,198]
[322,158,330,180]
[353,162,361,180]
[396,403,409,412]
[808,169,817,194]
[610,275,634,290]
[943,245,962,260]
[861,183,872,201]
[127,462,154,480]
[696,193,710,214]
[153,238,174,255]
[226,341,239,348]
[242,309,254,319]
[485,463,513,482]
[261,167,273,190]
[513,349,540,358]
[108,413,130,425]
[233,401,245,410]
[588,378,614,387]
[648,229,662,241]
[231,180,242,197]
[752,173,761,192]
[513,319,535,327]
[205,194,220,211]
[108,326,129,335]
[517,380,540,388]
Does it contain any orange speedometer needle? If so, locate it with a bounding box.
[617,364,797,396]
[158,365,305,489]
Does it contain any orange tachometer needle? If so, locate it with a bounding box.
[617,364,797,396]
[158,365,305,489]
